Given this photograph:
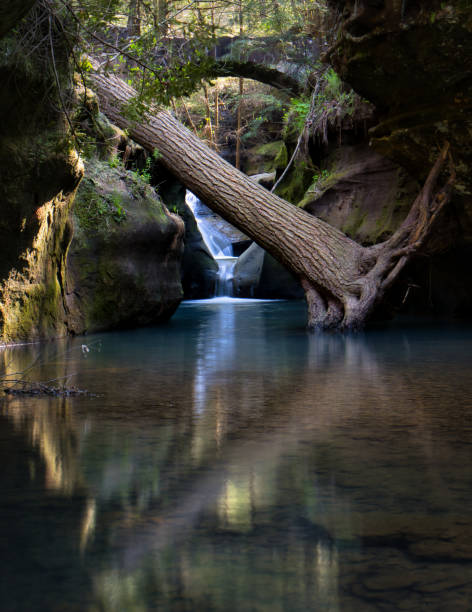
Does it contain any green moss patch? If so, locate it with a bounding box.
[245,140,288,175]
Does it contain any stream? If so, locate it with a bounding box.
[186,191,239,298]
[1,301,472,610]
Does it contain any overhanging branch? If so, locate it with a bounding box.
[206,59,302,96]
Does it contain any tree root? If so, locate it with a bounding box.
[303,142,455,331]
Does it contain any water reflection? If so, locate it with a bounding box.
[1,304,472,610]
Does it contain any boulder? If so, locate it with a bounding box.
[66,160,184,333]
[154,172,219,299]
[234,242,303,299]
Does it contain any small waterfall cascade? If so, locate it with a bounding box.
[186,192,238,297]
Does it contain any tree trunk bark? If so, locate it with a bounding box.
[127,0,141,36]
[89,67,455,330]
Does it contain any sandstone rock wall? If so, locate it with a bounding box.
[0,34,83,342]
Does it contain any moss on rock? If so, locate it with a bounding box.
[0,29,84,342]
[274,159,315,204]
[301,144,419,245]
[66,159,184,334]
[244,140,288,175]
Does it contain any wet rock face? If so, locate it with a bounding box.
[0,37,84,342]
[321,0,472,316]
[302,144,419,245]
[327,0,472,203]
[153,171,219,299]
[66,161,184,334]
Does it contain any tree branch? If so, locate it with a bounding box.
[206,59,302,95]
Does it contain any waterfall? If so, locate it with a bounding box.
[186,192,238,297]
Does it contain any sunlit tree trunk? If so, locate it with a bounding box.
[89,67,455,330]
[127,0,141,36]
[235,0,244,170]
[153,0,169,36]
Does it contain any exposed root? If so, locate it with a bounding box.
[302,279,344,331]
[302,142,455,332]
[369,142,455,298]
[302,280,327,331]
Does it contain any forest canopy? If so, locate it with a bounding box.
[13,0,331,107]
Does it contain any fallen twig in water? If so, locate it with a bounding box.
[3,381,94,397]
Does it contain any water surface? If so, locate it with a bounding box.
[1,300,472,611]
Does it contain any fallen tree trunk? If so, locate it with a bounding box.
[89,66,455,330]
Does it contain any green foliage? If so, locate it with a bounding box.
[315,69,356,115]
[55,0,330,111]
[324,69,342,98]
[281,69,357,140]
[302,67,360,144]
[110,194,127,222]
[283,97,311,133]
[312,168,330,183]
[242,115,265,142]
[234,0,329,37]
[130,149,160,183]
[69,0,123,29]
[75,181,128,230]
[108,154,121,169]
[167,203,180,215]
[239,93,284,143]
[7,0,334,145]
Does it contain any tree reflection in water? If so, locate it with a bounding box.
[1,303,472,610]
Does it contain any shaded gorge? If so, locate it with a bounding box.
[1,301,472,610]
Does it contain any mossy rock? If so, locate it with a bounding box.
[66,160,184,333]
[244,140,288,175]
[0,35,84,341]
[153,167,218,299]
[274,159,314,205]
[301,144,419,245]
